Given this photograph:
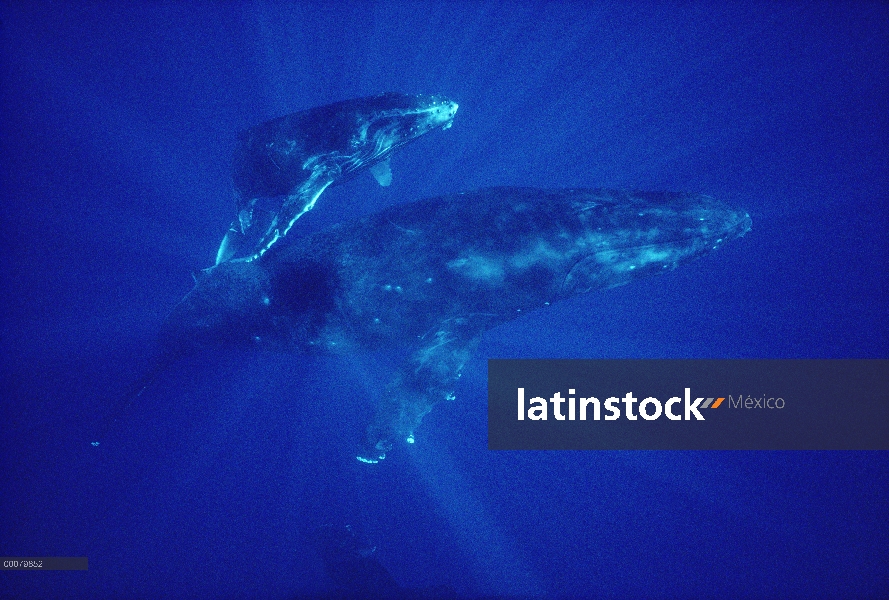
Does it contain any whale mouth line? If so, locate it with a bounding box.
[350,104,457,170]
[592,215,751,254]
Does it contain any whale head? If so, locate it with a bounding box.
[344,92,458,174]
[556,190,752,295]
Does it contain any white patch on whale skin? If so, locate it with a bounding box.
[636,247,675,264]
[596,245,680,274]
[509,239,563,270]
[447,254,505,284]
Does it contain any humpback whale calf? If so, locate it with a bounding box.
[215,93,459,264]
[158,187,751,462]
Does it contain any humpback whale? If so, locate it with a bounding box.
[159,187,751,462]
[305,524,456,598]
[306,525,401,597]
[215,93,459,264]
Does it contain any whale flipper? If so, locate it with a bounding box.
[215,222,244,265]
[359,316,489,462]
[245,174,334,262]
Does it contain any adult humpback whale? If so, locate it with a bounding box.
[215,93,459,264]
[305,524,455,598]
[160,187,751,462]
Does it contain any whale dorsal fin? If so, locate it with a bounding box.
[369,157,392,187]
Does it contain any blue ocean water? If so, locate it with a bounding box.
[1,2,886,598]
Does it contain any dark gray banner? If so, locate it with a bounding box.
[1,557,88,570]
[488,360,888,450]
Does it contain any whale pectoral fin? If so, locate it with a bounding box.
[369,157,392,187]
[215,220,244,265]
[359,318,488,462]
[245,176,334,261]
[359,370,441,463]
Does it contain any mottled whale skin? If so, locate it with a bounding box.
[163,187,751,462]
[216,92,459,264]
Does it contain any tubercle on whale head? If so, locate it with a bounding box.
[412,94,458,133]
[375,92,458,120]
[416,94,458,126]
